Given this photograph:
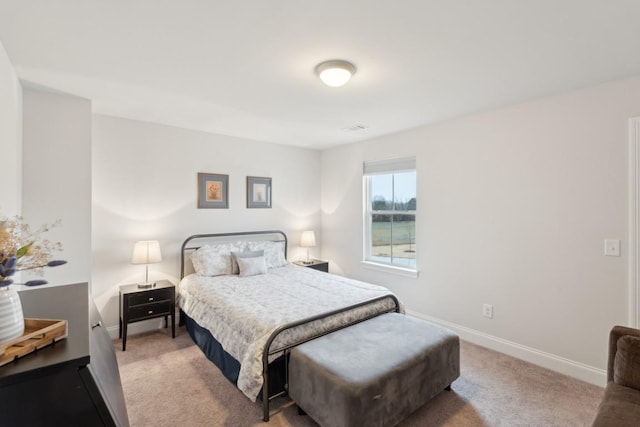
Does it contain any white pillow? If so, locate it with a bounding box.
[190,242,246,276]
[247,241,287,268]
[229,243,248,274]
[231,249,264,261]
[236,255,267,277]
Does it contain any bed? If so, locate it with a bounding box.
[177,230,402,421]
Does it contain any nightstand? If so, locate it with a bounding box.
[293,259,329,273]
[119,279,175,351]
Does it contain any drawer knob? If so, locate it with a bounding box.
[148,310,153,314]
[148,297,154,301]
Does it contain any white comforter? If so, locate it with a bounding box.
[177,264,399,401]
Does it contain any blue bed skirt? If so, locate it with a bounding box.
[184,313,241,384]
[182,310,287,399]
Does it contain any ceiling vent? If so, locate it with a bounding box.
[342,124,369,132]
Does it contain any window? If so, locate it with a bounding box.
[363,157,416,272]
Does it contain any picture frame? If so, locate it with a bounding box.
[247,176,272,208]
[197,173,229,209]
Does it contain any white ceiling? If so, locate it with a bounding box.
[1,1,640,149]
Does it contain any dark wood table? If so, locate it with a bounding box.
[0,282,129,426]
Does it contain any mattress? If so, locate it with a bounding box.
[177,264,400,401]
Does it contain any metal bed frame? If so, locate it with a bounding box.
[179,230,401,422]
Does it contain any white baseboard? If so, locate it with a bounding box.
[406,310,607,388]
[107,325,119,339]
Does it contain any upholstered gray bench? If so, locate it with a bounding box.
[288,313,460,427]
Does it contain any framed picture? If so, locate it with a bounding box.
[247,176,272,208]
[198,173,229,208]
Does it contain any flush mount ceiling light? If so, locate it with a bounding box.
[315,60,357,87]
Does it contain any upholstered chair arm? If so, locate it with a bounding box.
[607,325,640,383]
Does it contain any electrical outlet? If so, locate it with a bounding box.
[482,304,493,319]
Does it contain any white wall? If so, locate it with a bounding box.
[92,115,321,334]
[0,40,21,216]
[321,76,640,384]
[22,88,92,286]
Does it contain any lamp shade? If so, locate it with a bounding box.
[131,240,162,265]
[300,231,316,248]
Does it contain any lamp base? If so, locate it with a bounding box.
[137,282,156,289]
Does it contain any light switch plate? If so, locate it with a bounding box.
[604,239,621,257]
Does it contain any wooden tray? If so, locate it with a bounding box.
[0,318,68,367]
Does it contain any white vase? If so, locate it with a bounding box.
[0,285,25,343]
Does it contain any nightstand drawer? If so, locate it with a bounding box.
[128,288,173,306]
[127,301,172,321]
[306,262,328,272]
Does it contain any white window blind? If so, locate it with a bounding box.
[363,157,416,176]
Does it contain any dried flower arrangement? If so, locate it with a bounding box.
[0,216,67,287]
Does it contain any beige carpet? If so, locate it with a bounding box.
[115,328,603,427]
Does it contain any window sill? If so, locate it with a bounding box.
[360,261,419,278]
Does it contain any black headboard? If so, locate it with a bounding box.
[180,230,288,279]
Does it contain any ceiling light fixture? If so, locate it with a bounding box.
[315,60,356,87]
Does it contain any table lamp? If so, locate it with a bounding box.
[131,240,162,288]
[300,231,316,264]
